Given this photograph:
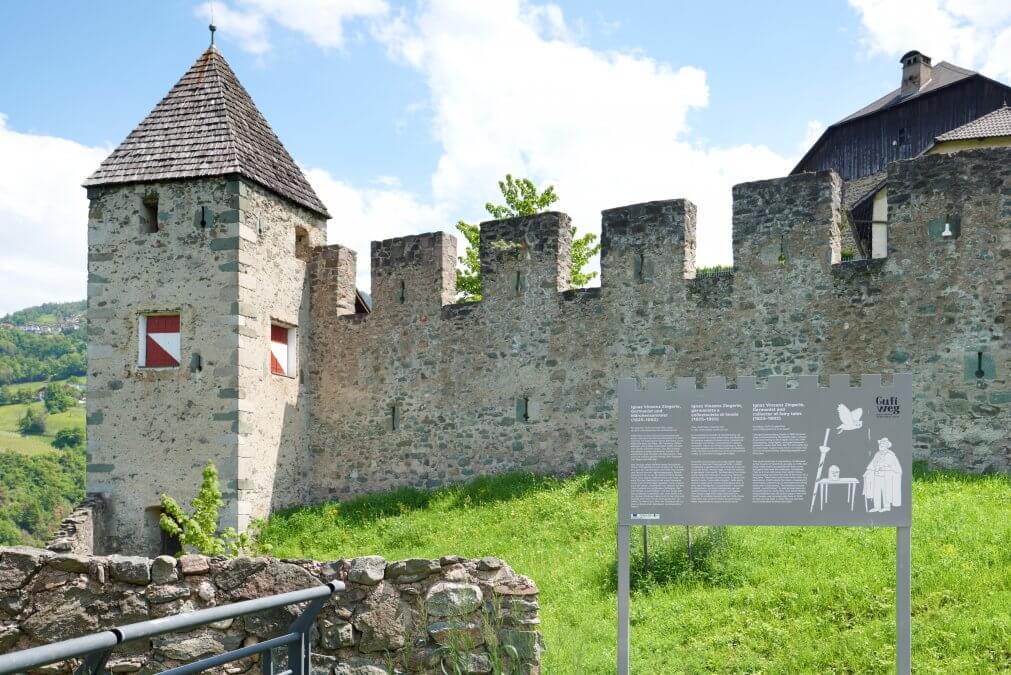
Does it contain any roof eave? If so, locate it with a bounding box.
[81,171,331,219]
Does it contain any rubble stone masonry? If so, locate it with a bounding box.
[308,150,1008,502]
[0,546,541,674]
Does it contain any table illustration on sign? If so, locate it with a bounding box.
[810,427,861,512]
[864,437,902,512]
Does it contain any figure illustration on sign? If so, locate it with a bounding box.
[863,437,902,512]
[810,427,860,512]
[836,403,863,433]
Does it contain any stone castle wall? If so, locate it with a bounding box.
[0,546,541,674]
[307,149,1009,502]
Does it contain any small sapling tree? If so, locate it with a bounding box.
[159,461,260,556]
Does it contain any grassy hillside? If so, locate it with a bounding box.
[260,461,1011,674]
[0,377,87,544]
[0,326,86,385]
[0,446,85,546]
[0,401,85,455]
[0,377,85,455]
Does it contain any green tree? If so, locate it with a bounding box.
[43,382,77,413]
[159,461,257,557]
[455,221,482,301]
[17,405,47,435]
[53,427,85,449]
[455,175,601,301]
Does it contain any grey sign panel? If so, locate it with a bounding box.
[618,374,912,527]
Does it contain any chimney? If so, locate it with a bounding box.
[900,50,932,96]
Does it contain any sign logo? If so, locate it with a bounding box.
[876,395,900,417]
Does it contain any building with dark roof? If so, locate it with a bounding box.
[794,51,1011,183]
[794,51,1011,259]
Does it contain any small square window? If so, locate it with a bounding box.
[270,323,296,377]
[139,313,180,368]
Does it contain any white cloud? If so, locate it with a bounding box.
[197,2,272,55]
[849,0,1011,80]
[343,0,792,280]
[800,120,826,154]
[0,114,109,315]
[197,0,388,54]
[305,168,449,290]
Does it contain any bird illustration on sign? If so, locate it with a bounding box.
[836,403,863,433]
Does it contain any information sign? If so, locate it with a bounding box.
[618,375,912,527]
[616,375,913,675]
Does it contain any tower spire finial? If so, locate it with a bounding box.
[209,1,217,46]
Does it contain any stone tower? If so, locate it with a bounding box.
[83,44,329,554]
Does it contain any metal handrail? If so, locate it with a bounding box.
[0,580,344,675]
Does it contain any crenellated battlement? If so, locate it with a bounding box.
[601,199,696,285]
[732,170,843,269]
[307,148,1009,500]
[316,169,847,317]
[370,232,457,315]
[480,211,573,301]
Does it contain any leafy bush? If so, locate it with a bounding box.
[160,462,265,556]
[43,382,78,413]
[17,405,47,435]
[841,247,856,261]
[53,426,85,449]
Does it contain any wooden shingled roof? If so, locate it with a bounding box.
[84,46,329,217]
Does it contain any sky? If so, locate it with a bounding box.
[1,0,1011,315]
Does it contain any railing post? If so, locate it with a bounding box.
[74,648,113,675]
[286,594,329,675]
[260,647,274,675]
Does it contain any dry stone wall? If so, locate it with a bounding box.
[45,496,105,556]
[0,546,542,674]
[308,150,1009,501]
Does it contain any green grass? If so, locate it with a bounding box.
[0,400,85,455]
[260,461,1011,674]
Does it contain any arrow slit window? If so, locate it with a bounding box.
[139,313,180,368]
[270,323,296,377]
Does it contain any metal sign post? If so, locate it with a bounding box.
[617,375,912,675]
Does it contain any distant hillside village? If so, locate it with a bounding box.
[0,301,85,334]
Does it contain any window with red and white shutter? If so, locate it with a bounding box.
[140,314,180,368]
[270,323,295,376]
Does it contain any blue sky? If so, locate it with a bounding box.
[1,0,1010,314]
